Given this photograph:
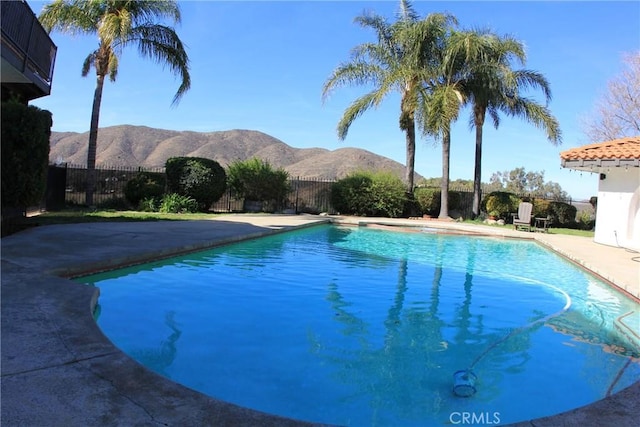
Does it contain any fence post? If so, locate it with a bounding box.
[294,177,300,214]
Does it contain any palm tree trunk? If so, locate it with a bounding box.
[439,126,451,219]
[86,73,106,206]
[404,118,416,193]
[472,114,484,219]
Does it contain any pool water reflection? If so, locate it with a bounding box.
[80,225,640,426]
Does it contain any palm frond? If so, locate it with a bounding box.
[321,61,384,101]
[511,69,553,103]
[107,51,118,82]
[354,12,393,47]
[337,90,388,140]
[124,0,181,26]
[505,97,562,144]
[38,0,99,34]
[397,0,419,22]
[129,24,191,105]
[81,51,97,77]
[420,84,464,138]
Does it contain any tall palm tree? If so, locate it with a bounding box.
[322,0,455,193]
[458,30,562,218]
[420,29,478,219]
[39,0,191,206]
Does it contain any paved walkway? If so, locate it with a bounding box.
[1,214,638,426]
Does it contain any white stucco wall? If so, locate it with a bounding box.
[594,168,640,250]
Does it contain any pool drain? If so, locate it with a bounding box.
[453,369,477,397]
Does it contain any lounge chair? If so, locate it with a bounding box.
[512,202,533,231]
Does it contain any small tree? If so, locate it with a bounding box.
[165,157,226,212]
[227,158,290,212]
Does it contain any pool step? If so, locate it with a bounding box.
[615,311,640,350]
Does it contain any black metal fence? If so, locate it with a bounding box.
[48,164,591,219]
[62,164,165,206]
[54,164,337,214]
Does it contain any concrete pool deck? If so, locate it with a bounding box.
[1,214,638,426]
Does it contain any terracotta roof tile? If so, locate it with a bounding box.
[560,136,640,160]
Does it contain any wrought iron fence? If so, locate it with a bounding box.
[57,165,336,214]
[62,164,165,206]
[51,164,590,219]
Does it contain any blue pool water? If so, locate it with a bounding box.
[80,225,640,426]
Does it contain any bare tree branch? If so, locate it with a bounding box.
[581,52,640,142]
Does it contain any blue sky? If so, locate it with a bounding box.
[29,1,640,200]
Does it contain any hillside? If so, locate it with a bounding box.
[49,125,421,181]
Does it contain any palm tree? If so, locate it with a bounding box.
[322,0,455,193]
[457,30,562,218]
[39,0,191,206]
[420,29,476,219]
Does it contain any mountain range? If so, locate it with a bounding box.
[49,125,421,181]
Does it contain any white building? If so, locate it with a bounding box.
[560,136,640,250]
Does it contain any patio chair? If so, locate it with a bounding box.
[512,202,533,231]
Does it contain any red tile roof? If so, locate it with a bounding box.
[560,136,640,160]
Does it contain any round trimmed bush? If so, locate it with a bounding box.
[166,157,227,212]
[481,191,521,220]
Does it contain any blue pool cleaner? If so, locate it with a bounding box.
[453,277,572,397]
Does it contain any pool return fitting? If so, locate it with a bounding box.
[453,278,572,397]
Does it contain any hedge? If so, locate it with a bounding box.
[1,101,52,210]
[414,187,461,216]
[331,171,406,217]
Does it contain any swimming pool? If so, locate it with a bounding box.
[80,225,640,426]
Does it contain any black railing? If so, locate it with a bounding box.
[62,164,165,206]
[50,164,589,219]
[1,0,57,96]
[56,165,337,214]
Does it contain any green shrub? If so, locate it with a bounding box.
[576,210,595,231]
[331,173,372,216]
[414,187,440,216]
[481,191,521,220]
[531,198,551,219]
[159,193,198,213]
[227,158,290,210]
[331,171,406,217]
[414,187,462,216]
[166,157,227,211]
[1,101,52,209]
[124,171,166,207]
[547,201,577,227]
[138,196,159,212]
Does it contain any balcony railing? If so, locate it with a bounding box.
[1,0,57,99]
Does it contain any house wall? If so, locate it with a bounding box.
[594,168,640,250]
